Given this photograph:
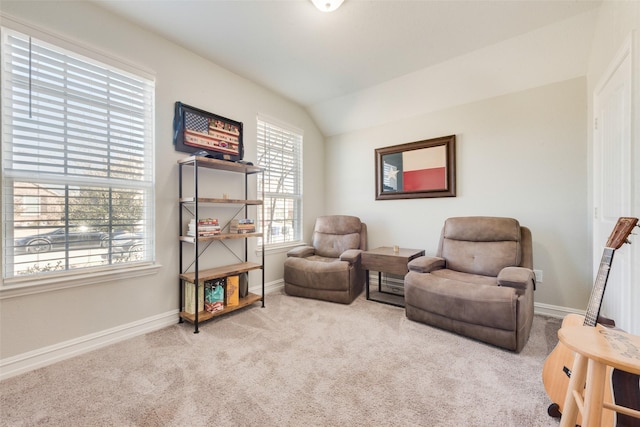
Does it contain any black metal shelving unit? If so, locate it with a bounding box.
[178,155,265,333]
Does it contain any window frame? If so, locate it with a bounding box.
[256,114,303,251]
[0,22,159,293]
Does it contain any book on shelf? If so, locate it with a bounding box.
[183,277,241,313]
[229,219,256,234]
[187,218,221,237]
[204,278,225,313]
[226,275,239,307]
[197,218,219,225]
[184,280,204,314]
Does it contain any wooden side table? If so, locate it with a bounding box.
[361,246,425,307]
[558,325,640,427]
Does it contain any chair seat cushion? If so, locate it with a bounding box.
[430,269,497,286]
[284,256,351,291]
[405,271,517,331]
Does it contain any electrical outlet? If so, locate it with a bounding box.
[533,269,543,283]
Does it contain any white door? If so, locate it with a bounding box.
[593,37,635,333]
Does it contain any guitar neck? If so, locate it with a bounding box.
[583,247,615,327]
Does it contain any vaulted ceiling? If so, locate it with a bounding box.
[93,0,602,136]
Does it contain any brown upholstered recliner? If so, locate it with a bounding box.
[284,215,367,304]
[404,217,535,352]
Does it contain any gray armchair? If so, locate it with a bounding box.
[404,216,535,352]
[284,215,367,304]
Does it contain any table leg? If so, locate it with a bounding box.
[365,269,370,300]
[378,271,382,292]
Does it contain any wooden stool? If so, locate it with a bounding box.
[558,325,640,427]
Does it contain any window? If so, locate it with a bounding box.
[1,28,155,282]
[256,116,303,248]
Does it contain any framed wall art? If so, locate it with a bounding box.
[375,135,456,200]
[173,102,244,161]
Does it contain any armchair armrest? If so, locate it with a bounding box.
[497,267,535,294]
[407,256,445,273]
[286,245,315,258]
[340,249,362,264]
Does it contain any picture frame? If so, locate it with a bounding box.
[375,135,456,200]
[173,102,244,161]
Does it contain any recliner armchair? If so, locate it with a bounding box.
[284,215,367,304]
[404,216,535,352]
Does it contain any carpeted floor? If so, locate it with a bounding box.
[0,289,562,426]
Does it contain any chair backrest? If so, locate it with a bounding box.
[312,215,365,258]
[436,216,530,277]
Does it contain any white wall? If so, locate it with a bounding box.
[325,77,591,311]
[0,1,325,362]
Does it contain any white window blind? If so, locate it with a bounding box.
[256,116,303,247]
[1,28,155,281]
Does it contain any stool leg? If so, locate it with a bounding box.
[582,360,607,427]
[560,353,588,427]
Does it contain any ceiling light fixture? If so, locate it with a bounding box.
[311,0,344,13]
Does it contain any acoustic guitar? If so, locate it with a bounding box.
[541,216,639,426]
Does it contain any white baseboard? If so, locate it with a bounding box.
[255,279,284,294]
[1,282,284,381]
[0,310,179,381]
[534,302,584,319]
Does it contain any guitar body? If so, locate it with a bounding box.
[542,313,615,427]
[611,369,640,427]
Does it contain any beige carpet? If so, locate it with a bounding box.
[0,289,562,426]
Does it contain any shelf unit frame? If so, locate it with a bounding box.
[178,156,265,333]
